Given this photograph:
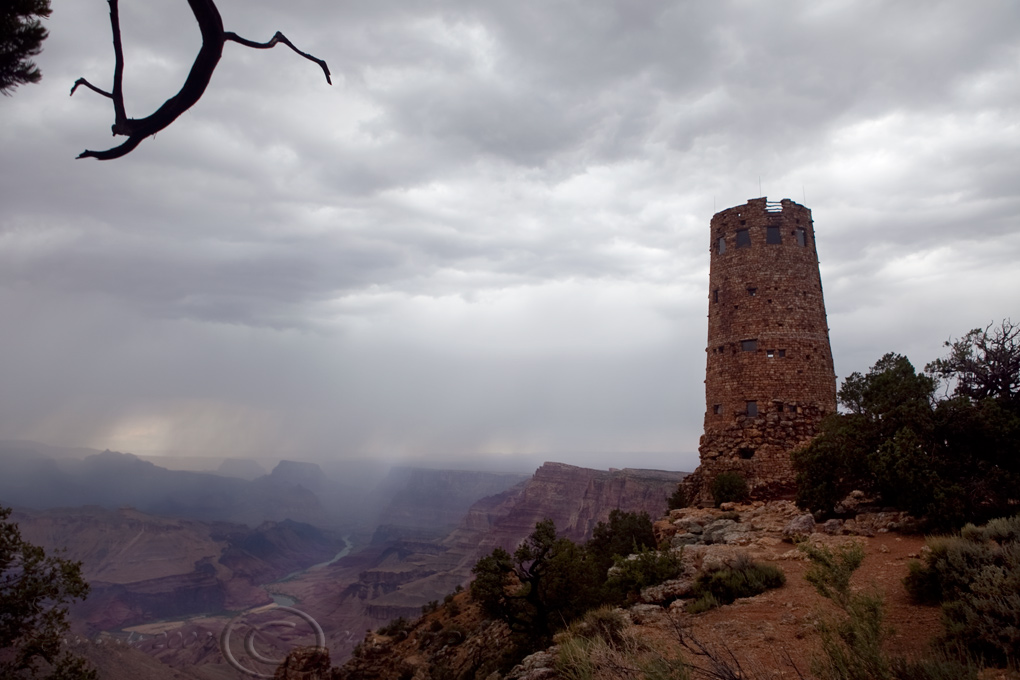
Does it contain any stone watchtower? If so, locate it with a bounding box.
[686,197,837,503]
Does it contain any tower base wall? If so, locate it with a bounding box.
[682,403,826,506]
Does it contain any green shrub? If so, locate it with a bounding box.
[555,607,689,680]
[802,541,865,608]
[438,625,466,647]
[562,606,630,649]
[793,340,1020,530]
[377,616,411,637]
[888,653,979,680]
[686,592,720,615]
[606,548,683,601]
[802,542,979,680]
[667,484,690,510]
[710,472,749,506]
[687,554,784,612]
[588,510,657,575]
[903,515,1020,665]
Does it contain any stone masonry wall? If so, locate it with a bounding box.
[687,198,837,504]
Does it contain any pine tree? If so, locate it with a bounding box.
[0,0,51,95]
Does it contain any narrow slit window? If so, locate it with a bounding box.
[713,289,719,303]
[735,229,751,248]
[766,225,782,244]
[741,339,757,352]
[713,404,722,415]
[796,228,807,247]
[746,401,758,417]
[717,236,726,254]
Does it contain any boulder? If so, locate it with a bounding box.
[818,519,843,535]
[782,514,816,541]
[629,603,667,625]
[505,648,558,680]
[671,533,703,548]
[640,577,695,604]
[702,519,738,544]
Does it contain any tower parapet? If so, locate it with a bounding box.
[686,197,837,503]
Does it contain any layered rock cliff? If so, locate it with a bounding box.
[444,462,686,552]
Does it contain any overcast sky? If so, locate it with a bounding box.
[1,0,1017,473]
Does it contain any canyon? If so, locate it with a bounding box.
[6,457,684,678]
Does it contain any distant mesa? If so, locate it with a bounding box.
[215,458,268,480]
[269,460,328,487]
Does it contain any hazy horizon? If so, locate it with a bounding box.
[0,437,694,475]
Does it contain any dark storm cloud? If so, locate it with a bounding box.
[0,0,1017,468]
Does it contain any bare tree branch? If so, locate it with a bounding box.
[71,0,331,160]
[224,31,331,84]
[69,78,111,98]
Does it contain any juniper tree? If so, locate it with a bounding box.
[0,506,95,680]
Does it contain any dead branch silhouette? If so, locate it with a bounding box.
[70,0,330,160]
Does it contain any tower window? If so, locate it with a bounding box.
[766,349,775,358]
[741,339,757,352]
[766,226,782,244]
[747,287,756,297]
[796,228,807,247]
[713,404,722,415]
[736,229,751,248]
[717,236,726,254]
[718,345,724,353]
[713,289,719,303]
[778,349,786,358]
[738,447,755,459]
[746,401,758,417]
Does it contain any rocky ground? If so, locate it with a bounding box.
[284,500,1019,680]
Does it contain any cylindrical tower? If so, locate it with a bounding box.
[695,197,837,500]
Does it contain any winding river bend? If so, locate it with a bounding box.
[267,536,353,606]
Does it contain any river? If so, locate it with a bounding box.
[267,535,353,605]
